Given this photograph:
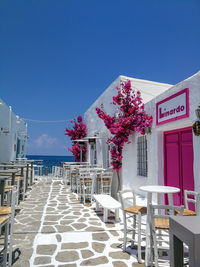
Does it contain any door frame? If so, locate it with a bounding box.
[163,126,193,205]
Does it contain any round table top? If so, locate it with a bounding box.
[0,164,26,168]
[0,169,19,173]
[139,185,180,193]
[0,176,10,180]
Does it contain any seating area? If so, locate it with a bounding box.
[60,162,114,205]
[0,159,40,266]
[12,176,146,266]
[118,190,147,264]
[57,162,200,266]
[0,160,199,266]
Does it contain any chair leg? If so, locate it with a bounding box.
[8,189,16,267]
[152,229,159,267]
[22,178,26,201]
[137,212,142,263]
[83,185,85,205]
[1,219,9,267]
[6,191,12,207]
[131,215,136,248]
[16,179,20,205]
[150,220,154,267]
[123,213,128,251]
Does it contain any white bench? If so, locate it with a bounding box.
[93,194,121,222]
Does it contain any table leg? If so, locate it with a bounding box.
[189,238,200,266]
[26,164,29,190]
[168,193,173,206]
[21,167,24,177]
[115,208,119,222]
[96,201,100,211]
[11,173,15,185]
[103,208,108,222]
[145,192,152,266]
[0,180,5,206]
[30,163,33,185]
[168,193,174,215]
[170,233,183,267]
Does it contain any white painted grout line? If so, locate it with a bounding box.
[29,178,54,266]
[28,178,144,266]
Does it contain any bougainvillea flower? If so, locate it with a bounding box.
[96,80,153,172]
[65,116,87,162]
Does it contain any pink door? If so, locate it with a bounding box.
[164,127,194,207]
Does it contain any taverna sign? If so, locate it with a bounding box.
[156,88,189,125]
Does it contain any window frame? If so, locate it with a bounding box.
[137,135,148,177]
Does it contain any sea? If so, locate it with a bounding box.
[26,155,74,175]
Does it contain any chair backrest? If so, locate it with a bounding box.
[101,169,113,179]
[118,190,137,210]
[99,169,113,195]
[79,168,91,178]
[184,190,200,215]
[63,168,70,184]
[150,204,184,221]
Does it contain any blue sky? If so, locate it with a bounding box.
[0,0,200,155]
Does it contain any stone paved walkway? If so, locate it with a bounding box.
[12,176,145,267]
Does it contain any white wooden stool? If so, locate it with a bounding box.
[93,194,121,222]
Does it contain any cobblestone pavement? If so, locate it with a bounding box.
[12,176,145,267]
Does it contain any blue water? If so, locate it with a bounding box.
[27,155,74,174]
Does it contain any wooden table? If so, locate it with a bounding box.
[0,169,19,185]
[139,185,180,266]
[0,176,10,205]
[170,216,200,267]
[0,164,26,176]
[0,163,30,188]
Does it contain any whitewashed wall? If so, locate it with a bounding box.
[84,75,172,198]
[0,98,27,162]
[16,117,28,159]
[0,100,11,162]
[123,71,200,197]
[85,71,200,199]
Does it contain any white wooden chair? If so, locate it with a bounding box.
[118,190,147,263]
[0,216,9,267]
[149,204,184,267]
[70,166,79,192]
[4,185,15,206]
[184,190,200,216]
[7,175,25,205]
[0,187,16,266]
[62,167,71,186]
[79,169,95,205]
[97,169,113,195]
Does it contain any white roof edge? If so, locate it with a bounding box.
[172,70,200,86]
[119,75,173,87]
[84,75,173,115]
[144,70,200,106]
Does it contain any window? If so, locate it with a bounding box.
[137,136,148,177]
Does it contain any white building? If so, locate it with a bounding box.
[84,71,200,204]
[0,98,28,162]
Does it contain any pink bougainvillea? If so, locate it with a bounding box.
[96,80,153,173]
[64,116,87,162]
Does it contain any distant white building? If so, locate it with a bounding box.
[84,71,200,203]
[0,98,28,162]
